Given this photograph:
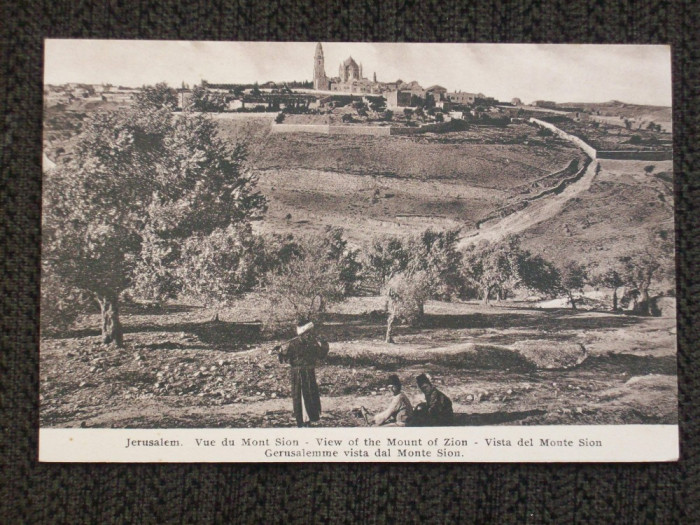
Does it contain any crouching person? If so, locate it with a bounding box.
[410,373,454,426]
[361,374,413,426]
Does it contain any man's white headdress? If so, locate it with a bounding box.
[296,322,314,336]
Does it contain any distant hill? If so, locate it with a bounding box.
[558,100,672,132]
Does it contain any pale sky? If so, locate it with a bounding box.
[44,40,672,106]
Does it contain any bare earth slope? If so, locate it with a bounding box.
[216,121,586,243]
[40,299,677,428]
[518,159,674,268]
[459,159,598,248]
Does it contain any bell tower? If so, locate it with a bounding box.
[313,43,328,90]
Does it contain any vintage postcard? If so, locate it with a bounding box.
[40,40,677,462]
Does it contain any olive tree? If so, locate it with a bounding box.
[590,266,625,311]
[42,105,266,345]
[383,271,431,343]
[380,228,461,342]
[461,236,522,305]
[261,228,359,331]
[555,260,588,311]
[618,230,674,315]
[134,82,177,110]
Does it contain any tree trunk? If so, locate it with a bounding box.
[568,291,577,311]
[385,309,395,344]
[97,293,123,347]
[482,285,492,306]
[612,288,618,311]
[637,287,651,315]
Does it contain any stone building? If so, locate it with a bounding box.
[533,100,557,109]
[339,56,362,83]
[313,43,401,95]
[313,42,330,90]
[386,90,413,108]
[446,91,479,106]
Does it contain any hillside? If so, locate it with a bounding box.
[213,119,587,243]
[560,101,672,132]
[519,159,675,283]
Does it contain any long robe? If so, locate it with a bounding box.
[279,336,329,426]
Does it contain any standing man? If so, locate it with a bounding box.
[277,320,330,427]
[411,373,454,426]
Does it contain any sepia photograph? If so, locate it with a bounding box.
[39,41,677,462]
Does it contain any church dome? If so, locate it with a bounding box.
[342,56,359,68]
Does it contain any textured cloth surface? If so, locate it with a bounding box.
[2,0,698,522]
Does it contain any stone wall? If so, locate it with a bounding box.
[529,118,597,158]
[332,125,391,136]
[529,118,672,161]
[596,150,673,160]
[270,120,454,136]
[270,123,331,134]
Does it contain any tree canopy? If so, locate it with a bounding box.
[134,82,178,110]
[190,85,228,113]
[261,227,359,331]
[42,105,266,344]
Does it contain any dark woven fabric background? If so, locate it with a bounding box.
[2,0,698,522]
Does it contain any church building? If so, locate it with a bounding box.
[312,42,330,90]
[313,43,388,95]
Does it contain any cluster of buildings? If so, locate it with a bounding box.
[312,43,496,110]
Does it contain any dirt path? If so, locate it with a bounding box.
[458,159,599,248]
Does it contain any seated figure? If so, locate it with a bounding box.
[361,374,413,426]
[410,373,453,427]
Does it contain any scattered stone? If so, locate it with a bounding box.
[79,381,86,387]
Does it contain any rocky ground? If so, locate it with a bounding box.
[40,299,677,429]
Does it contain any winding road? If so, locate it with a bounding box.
[458,158,599,249]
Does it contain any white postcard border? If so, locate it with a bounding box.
[40,425,678,463]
